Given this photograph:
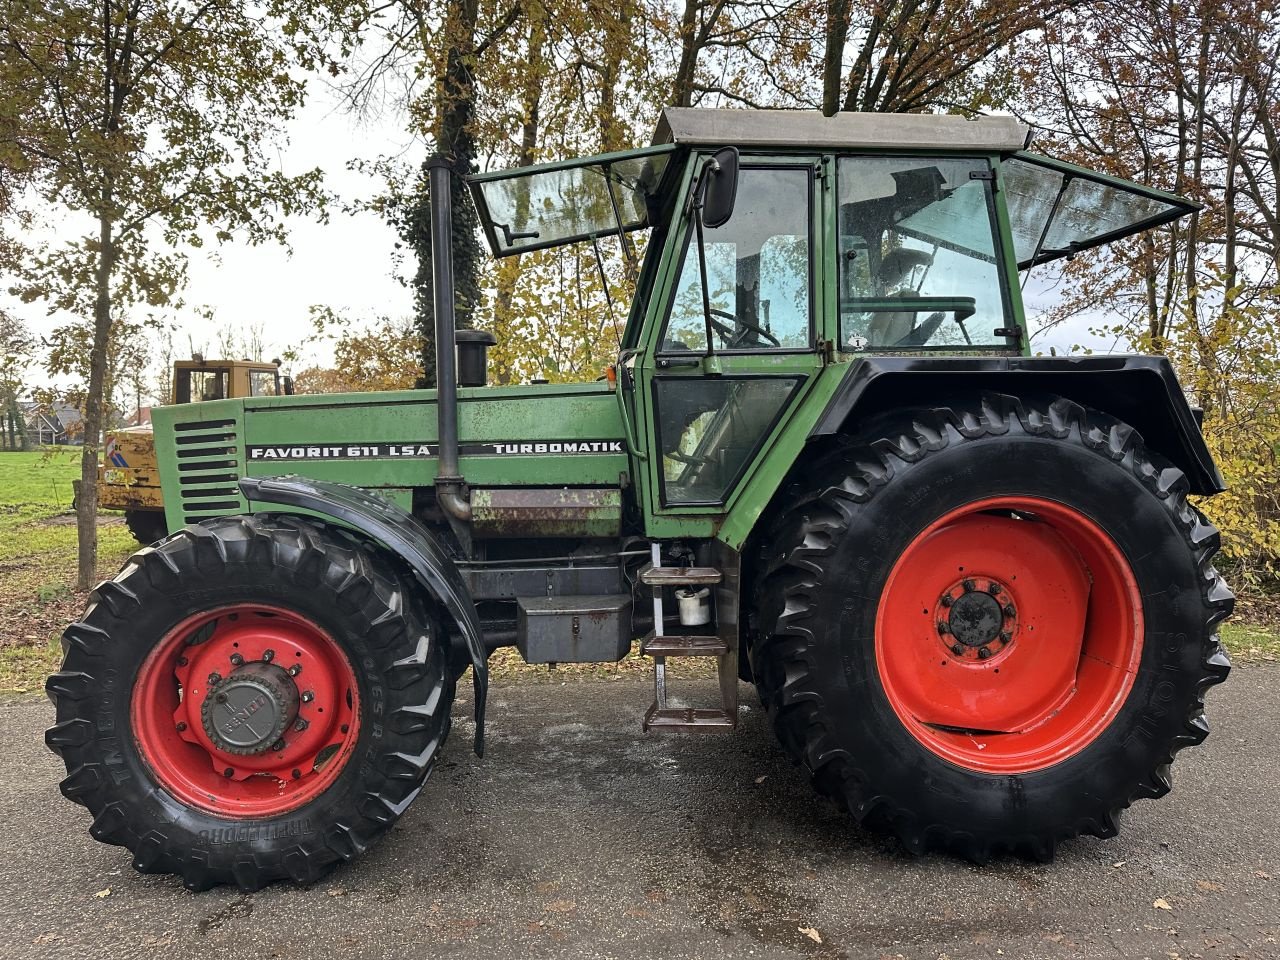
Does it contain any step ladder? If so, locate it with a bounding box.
[640,544,738,732]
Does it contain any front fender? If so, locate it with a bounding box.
[238,476,489,757]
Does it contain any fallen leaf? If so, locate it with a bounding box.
[1196,880,1224,892]
[754,775,768,784]
[1112,861,1126,868]
[799,927,822,944]
[1256,870,1271,880]
[327,888,345,897]
[1153,898,1173,911]
[93,888,111,899]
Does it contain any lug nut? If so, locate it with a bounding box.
[951,643,964,655]
[937,621,951,635]
[207,672,221,685]
[175,721,187,732]
[288,663,302,677]
[271,739,285,752]
[262,649,275,662]
[1000,630,1013,643]
[940,594,953,607]
[962,579,976,593]
[978,646,992,659]
[301,690,315,703]
[294,718,309,732]
[1003,604,1016,618]
[987,582,1002,595]
[229,653,244,666]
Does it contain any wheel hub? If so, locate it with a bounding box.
[937,576,1016,660]
[948,590,1003,647]
[200,661,299,756]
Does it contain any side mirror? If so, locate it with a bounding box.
[700,146,739,229]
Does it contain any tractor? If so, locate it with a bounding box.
[99,356,293,544]
[47,108,1233,891]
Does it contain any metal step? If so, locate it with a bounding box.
[643,704,736,732]
[638,563,723,587]
[641,632,727,658]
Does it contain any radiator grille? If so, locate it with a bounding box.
[173,418,246,523]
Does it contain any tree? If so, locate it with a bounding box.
[0,313,33,450]
[1,0,350,589]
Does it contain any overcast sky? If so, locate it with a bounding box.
[7,88,1110,395]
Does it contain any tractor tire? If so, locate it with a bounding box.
[752,393,1232,862]
[124,509,168,546]
[46,513,454,891]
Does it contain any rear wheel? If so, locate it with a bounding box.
[752,394,1232,861]
[46,514,453,890]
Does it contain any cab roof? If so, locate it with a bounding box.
[653,107,1033,152]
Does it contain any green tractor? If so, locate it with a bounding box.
[47,109,1233,890]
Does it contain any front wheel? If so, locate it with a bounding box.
[752,394,1232,861]
[46,514,454,890]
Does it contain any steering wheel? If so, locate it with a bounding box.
[707,308,780,349]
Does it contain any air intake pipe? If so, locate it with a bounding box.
[426,155,471,522]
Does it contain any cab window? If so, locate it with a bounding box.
[662,165,812,352]
[837,156,1011,350]
[248,370,277,397]
[175,368,230,404]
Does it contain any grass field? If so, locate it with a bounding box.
[0,449,135,692]
[0,448,1276,694]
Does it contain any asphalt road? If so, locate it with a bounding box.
[2,667,1278,960]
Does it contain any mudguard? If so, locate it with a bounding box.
[238,476,489,756]
[811,355,1225,495]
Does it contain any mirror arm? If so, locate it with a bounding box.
[693,188,718,361]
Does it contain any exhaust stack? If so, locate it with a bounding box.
[426,155,470,522]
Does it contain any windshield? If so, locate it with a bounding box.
[1003,154,1197,268]
[470,145,675,257]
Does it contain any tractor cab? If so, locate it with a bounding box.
[470,110,1198,530]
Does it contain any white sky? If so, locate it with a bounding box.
[7,87,1111,396]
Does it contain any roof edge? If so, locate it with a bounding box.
[653,107,1033,153]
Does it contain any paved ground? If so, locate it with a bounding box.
[2,667,1277,960]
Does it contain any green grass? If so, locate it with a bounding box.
[0,449,136,694]
[1219,621,1280,663]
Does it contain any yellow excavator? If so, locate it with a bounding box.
[101,357,292,543]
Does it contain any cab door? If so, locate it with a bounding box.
[633,154,829,535]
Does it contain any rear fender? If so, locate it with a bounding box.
[238,476,489,757]
[810,355,1225,494]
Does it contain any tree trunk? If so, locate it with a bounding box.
[671,0,700,107]
[411,0,486,389]
[822,0,851,116]
[78,199,115,591]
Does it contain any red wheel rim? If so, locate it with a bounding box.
[875,496,1143,774]
[132,604,361,818]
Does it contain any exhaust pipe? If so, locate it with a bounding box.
[426,155,471,522]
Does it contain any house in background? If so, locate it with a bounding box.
[22,402,85,445]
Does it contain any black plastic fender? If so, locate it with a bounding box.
[238,476,489,756]
[811,355,1225,495]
